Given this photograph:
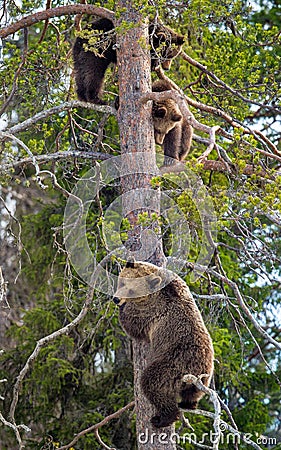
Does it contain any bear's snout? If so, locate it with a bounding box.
[113,296,120,305]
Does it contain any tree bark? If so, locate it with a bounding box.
[116,2,176,449]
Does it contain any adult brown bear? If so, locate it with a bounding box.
[113,261,214,428]
[72,18,184,104]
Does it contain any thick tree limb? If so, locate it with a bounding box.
[0,5,114,38]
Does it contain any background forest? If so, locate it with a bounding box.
[0,0,281,449]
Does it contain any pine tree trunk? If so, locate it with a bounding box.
[116,2,176,449]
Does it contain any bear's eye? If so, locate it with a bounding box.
[128,289,134,297]
[154,107,167,118]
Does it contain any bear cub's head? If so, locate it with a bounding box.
[152,79,182,145]
[113,261,173,305]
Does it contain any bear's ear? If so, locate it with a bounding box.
[176,36,185,45]
[126,258,136,268]
[149,275,162,289]
[154,107,167,119]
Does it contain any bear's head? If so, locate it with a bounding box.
[113,261,173,305]
[150,24,185,70]
[152,99,182,145]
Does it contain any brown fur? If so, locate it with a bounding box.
[72,18,184,104]
[152,79,193,165]
[72,18,116,105]
[113,261,214,428]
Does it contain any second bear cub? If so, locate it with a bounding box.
[152,79,193,165]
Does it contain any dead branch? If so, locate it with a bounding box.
[56,401,135,450]
[0,267,7,305]
[0,5,114,39]
[5,101,116,136]
[0,412,30,450]
[0,131,45,187]
[182,374,221,450]
[0,27,28,116]
[0,150,111,173]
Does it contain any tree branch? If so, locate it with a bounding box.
[56,401,135,450]
[6,101,116,136]
[0,150,112,174]
[181,51,281,115]
[186,262,281,352]
[0,5,114,38]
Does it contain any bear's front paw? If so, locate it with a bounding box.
[151,410,180,428]
[178,400,198,410]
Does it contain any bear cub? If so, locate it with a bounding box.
[113,261,214,428]
[72,18,184,104]
[152,79,193,165]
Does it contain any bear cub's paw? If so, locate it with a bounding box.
[178,400,198,410]
[151,409,180,428]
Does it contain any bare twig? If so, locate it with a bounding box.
[0,267,7,304]
[0,131,45,188]
[0,412,30,450]
[0,150,112,173]
[187,262,281,352]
